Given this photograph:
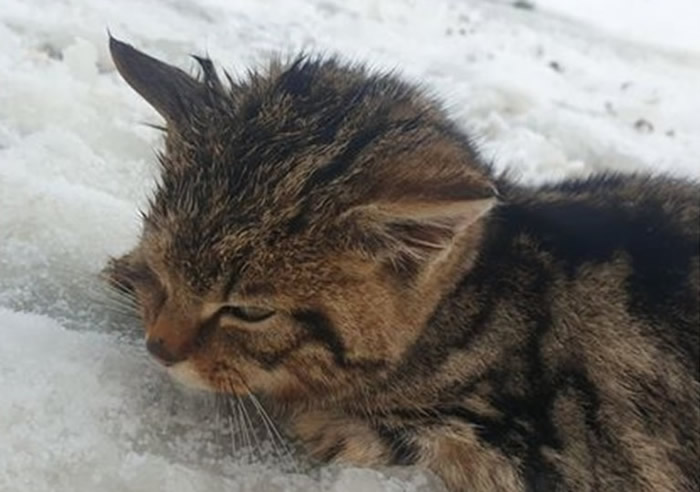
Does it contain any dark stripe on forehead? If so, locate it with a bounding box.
[284,116,425,235]
[305,123,383,190]
[222,244,253,298]
[285,123,387,235]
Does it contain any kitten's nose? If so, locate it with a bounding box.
[145,303,203,366]
[146,336,187,366]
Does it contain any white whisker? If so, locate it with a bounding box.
[225,398,239,459]
[247,392,299,472]
[238,395,262,460]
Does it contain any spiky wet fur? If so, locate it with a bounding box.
[106,39,700,491]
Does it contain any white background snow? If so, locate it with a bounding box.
[1,0,698,490]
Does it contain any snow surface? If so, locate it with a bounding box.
[1,0,698,490]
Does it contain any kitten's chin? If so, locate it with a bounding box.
[167,361,213,392]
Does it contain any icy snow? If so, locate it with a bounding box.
[1,0,698,490]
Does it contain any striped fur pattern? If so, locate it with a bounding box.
[106,38,699,491]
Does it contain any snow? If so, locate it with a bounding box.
[0,307,443,490]
[0,0,698,490]
[534,0,700,56]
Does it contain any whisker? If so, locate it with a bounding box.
[87,295,140,314]
[89,292,140,311]
[96,306,141,319]
[99,287,140,308]
[247,392,299,473]
[87,297,141,318]
[238,395,262,460]
[246,394,280,458]
[214,393,224,449]
[236,375,297,471]
[235,395,253,459]
[88,281,142,319]
[91,279,139,301]
[225,397,240,460]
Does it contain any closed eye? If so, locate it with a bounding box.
[219,305,275,323]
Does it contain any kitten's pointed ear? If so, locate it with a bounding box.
[345,168,498,273]
[109,36,205,127]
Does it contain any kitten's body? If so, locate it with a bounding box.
[106,38,699,491]
[291,175,700,491]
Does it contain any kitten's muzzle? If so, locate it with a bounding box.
[144,304,212,366]
[146,336,187,366]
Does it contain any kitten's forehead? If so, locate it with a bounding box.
[144,168,320,295]
[140,54,459,294]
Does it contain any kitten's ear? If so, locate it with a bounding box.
[109,36,205,127]
[345,168,497,272]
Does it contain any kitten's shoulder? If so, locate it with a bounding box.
[481,171,699,366]
[486,172,699,274]
[498,172,699,233]
[543,172,697,203]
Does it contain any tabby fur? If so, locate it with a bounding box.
[105,37,700,491]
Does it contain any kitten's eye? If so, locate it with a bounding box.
[219,305,275,323]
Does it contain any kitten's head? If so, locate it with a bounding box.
[106,37,496,406]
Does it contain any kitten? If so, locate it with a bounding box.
[105,37,699,491]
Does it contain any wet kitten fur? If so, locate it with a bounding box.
[106,38,699,491]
